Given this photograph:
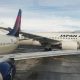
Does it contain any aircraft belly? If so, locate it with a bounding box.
[0,44,18,54]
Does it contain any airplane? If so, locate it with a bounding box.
[0,9,21,54]
[1,10,80,51]
[21,31,80,51]
[3,29,80,51]
[1,9,80,80]
[0,9,22,80]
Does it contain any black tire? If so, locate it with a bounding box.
[44,48,52,51]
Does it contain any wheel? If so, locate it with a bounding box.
[44,47,52,51]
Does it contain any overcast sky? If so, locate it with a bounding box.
[0,0,80,32]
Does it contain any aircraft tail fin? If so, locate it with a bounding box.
[7,9,22,37]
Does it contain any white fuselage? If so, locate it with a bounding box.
[33,32,80,42]
[32,32,80,50]
[0,35,18,54]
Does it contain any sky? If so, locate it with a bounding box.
[0,0,80,32]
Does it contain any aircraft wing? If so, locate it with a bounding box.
[0,27,12,33]
[0,27,10,31]
[20,32,60,44]
[0,50,80,61]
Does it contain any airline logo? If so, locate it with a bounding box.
[60,35,80,37]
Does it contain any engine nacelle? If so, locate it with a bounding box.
[19,39,41,46]
[61,41,79,50]
[0,58,16,80]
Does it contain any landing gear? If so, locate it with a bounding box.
[44,48,52,51]
[41,42,52,51]
[44,45,52,51]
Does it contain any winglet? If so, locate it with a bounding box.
[7,9,22,37]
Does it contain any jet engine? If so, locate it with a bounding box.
[61,41,79,50]
[0,58,16,80]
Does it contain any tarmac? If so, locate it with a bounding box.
[13,45,80,80]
